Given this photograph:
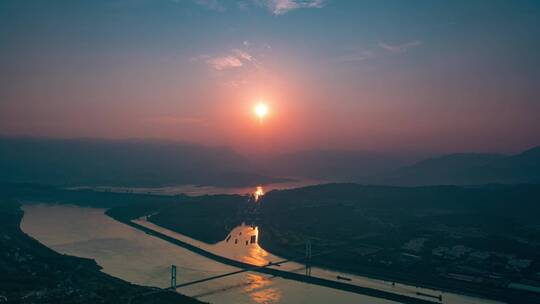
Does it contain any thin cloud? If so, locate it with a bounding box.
[378,40,422,53]
[334,40,422,65]
[232,49,254,62]
[193,48,258,70]
[190,54,211,62]
[208,56,243,70]
[259,0,326,15]
[232,49,261,69]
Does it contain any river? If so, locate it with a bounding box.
[21,204,393,304]
[65,179,324,196]
[21,204,503,304]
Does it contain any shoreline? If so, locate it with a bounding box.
[106,211,453,304]
[258,237,507,304]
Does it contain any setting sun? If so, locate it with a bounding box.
[254,103,269,120]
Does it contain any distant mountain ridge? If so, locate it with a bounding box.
[376,146,540,185]
[2,137,538,187]
[257,149,415,181]
[256,146,540,186]
[0,138,283,187]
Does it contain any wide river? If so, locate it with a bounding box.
[21,204,503,304]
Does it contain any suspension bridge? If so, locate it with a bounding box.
[116,216,442,304]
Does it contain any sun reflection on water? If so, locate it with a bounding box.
[244,273,282,304]
[253,186,264,201]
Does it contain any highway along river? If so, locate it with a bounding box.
[21,204,502,304]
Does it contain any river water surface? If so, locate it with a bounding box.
[21,204,503,304]
[21,204,395,304]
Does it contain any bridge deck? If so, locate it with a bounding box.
[110,215,438,304]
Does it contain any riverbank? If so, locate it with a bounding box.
[8,182,539,303]
[0,199,203,304]
[256,184,540,304]
[108,183,540,304]
[24,203,409,304]
[127,217,506,304]
[106,210,438,304]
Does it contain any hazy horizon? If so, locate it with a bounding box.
[1,135,539,157]
[2,0,540,155]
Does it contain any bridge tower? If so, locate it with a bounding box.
[305,239,312,277]
[171,265,177,289]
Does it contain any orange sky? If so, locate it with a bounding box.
[1,1,539,155]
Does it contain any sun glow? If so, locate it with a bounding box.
[254,103,269,121]
[254,186,264,201]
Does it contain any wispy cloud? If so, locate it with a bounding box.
[192,48,258,70]
[232,49,254,62]
[207,56,243,70]
[378,40,422,53]
[193,0,225,11]
[190,0,326,15]
[258,0,326,15]
[335,48,376,63]
[335,40,422,64]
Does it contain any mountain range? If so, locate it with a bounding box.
[1,137,539,187]
[0,138,282,187]
[374,146,540,185]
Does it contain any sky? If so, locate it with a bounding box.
[1,0,539,155]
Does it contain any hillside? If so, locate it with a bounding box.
[255,145,540,186]
[376,146,540,185]
[0,138,284,187]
